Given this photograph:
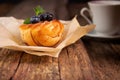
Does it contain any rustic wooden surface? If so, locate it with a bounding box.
[0,0,120,80]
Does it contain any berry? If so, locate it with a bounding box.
[38,14,45,21]
[30,16,40,23]
[46,12,54,21]
[38,12,54,21]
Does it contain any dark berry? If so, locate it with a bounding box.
[38,14,45,21]
[38,12,54,21]
[46,12,54,21]
[30,16,40,23]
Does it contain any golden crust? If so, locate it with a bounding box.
[19,24,37,46]
[19,20,64,46]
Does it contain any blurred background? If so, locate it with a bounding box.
[0,0,119,25]
[0,0,91,18]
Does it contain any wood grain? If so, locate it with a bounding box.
[59,40,94,80]
[82,39,120,80]
[0,49,23,80]
[12,54,60,80]
[10,41,93,80]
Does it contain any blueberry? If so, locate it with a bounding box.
[46,12,54,21]
[38,14,45,21]
[30,16,40,23]
[38,12,54,21]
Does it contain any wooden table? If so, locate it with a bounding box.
[0,0,120,80]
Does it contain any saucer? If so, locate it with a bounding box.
[85,30,120,39]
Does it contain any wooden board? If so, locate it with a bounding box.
[7,41,93,80]
[0,49,23,80]
[83,39,120,80]
[0,42,94,80]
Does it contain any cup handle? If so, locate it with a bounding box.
[80,7,92,24]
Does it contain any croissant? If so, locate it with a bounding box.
[19,20,64,46]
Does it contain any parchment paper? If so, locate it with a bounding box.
[0,16,95,57]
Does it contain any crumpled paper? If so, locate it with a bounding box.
[0,16,95,57]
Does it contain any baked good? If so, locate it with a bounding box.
[19,6,64,46]
[19,20,64,46]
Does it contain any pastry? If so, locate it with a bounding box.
[19,6,64,46]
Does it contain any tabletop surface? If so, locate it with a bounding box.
[0,0,120,80]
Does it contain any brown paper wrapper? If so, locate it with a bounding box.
[0,16,95,57]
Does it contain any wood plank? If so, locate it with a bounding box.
[82,39,120,80]
[59,48,83,80]
[58,40,94,80]
[74,40,94,80]
[0,49,23,80]
[12,54,60,80]
[12,41,94,80]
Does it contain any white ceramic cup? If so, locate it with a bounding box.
[80,1,120,36]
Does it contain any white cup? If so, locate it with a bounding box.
[80,1,120,36]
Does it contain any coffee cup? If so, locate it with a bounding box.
[80,1,120,36]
